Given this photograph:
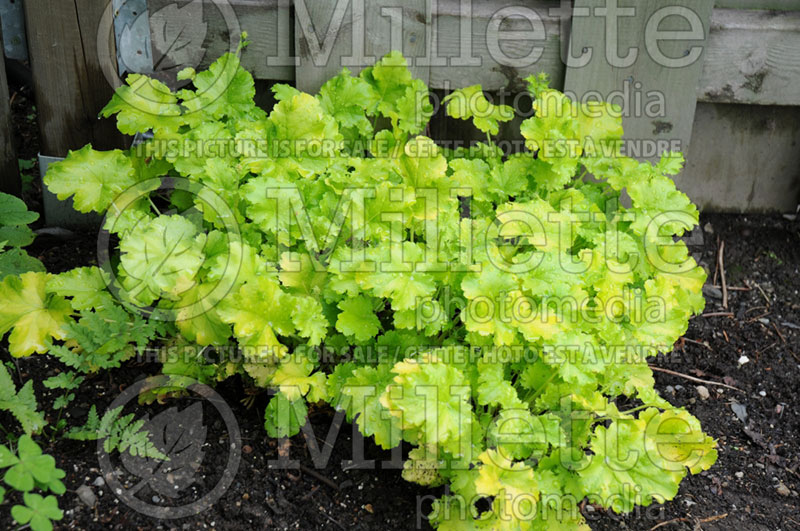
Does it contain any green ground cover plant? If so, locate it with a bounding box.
[0,46,715,529]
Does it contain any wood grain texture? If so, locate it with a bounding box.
[680,102,800,212]
[23,0,125,155]
[697,8,800,105]
[134,1,800,108]
[294,0,430,93]
[430,0,563,91]
[0,24,20,196]
[147,0,294,83]
[564,0,714,159]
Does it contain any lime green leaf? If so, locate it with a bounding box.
[335,296,381,342]
[382,354,474,457]
[339,364,403,449]
[264,392,307,438]
[444,85,514,135]
[217,276,293,356]
[44,145,137,213]
[0,272,72,357]
[100,74,182,135]
[118,215,206,305]
[46,267,113,311]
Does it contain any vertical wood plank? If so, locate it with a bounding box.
[0,24,20,196]
[74,0,127,150]
[294,0,430,94]
[564,0,713,160]
[23,0,125,156]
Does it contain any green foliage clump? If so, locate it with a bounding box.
[0,48,715,529]
[0,436,64,531]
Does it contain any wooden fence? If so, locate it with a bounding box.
[4,0,800,215]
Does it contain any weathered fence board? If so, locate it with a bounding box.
[12,0,800,213]
[23,0,123,226]
[681,102,800,212]
[93,1,800,108]
[698,9,800,106]
[428,0,562,91]
[147,0,294,83]
[294,0,430,93]
[23,0,124,155]
[564,0,714,157]
[0,24,19,196]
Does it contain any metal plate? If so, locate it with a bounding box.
[0,0,29,61]
[114,0,155,74]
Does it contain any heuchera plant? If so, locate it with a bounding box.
[0,48,716,529]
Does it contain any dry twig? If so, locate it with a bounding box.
[299,464,342,491]
[701,312,734,318]
[711,285,750,291]
[773,322,786,344]
[650,512,728,530]
[649,366,743,392]
[717,240,728,309]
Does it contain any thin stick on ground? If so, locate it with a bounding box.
[299,464,341,491]
[701,312,734,318]
[649,366,743,392]
[711,285,749,291]
[748,280,771,307]
[650,513,728,530]
[683,337,713,351]
[773,322,787,343]
[712,236,719,286]
[718,240,728,309]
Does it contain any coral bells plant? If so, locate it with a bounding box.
[0,47,716,529]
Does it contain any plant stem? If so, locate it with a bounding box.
[524,371,557,404]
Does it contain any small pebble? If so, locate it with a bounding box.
[152,496,161,504]
[731,402,748,423]
[92,477,105,487]
[364,503,374,514]
[696,385,710,400]
[738,355,750,366]
[735,472,744,479]
[665,385,675,395]
[777,483,791,496]
[758,318,770,325]
[76,485,97,507]
[759,390,767,397]
[703,286,723,299]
